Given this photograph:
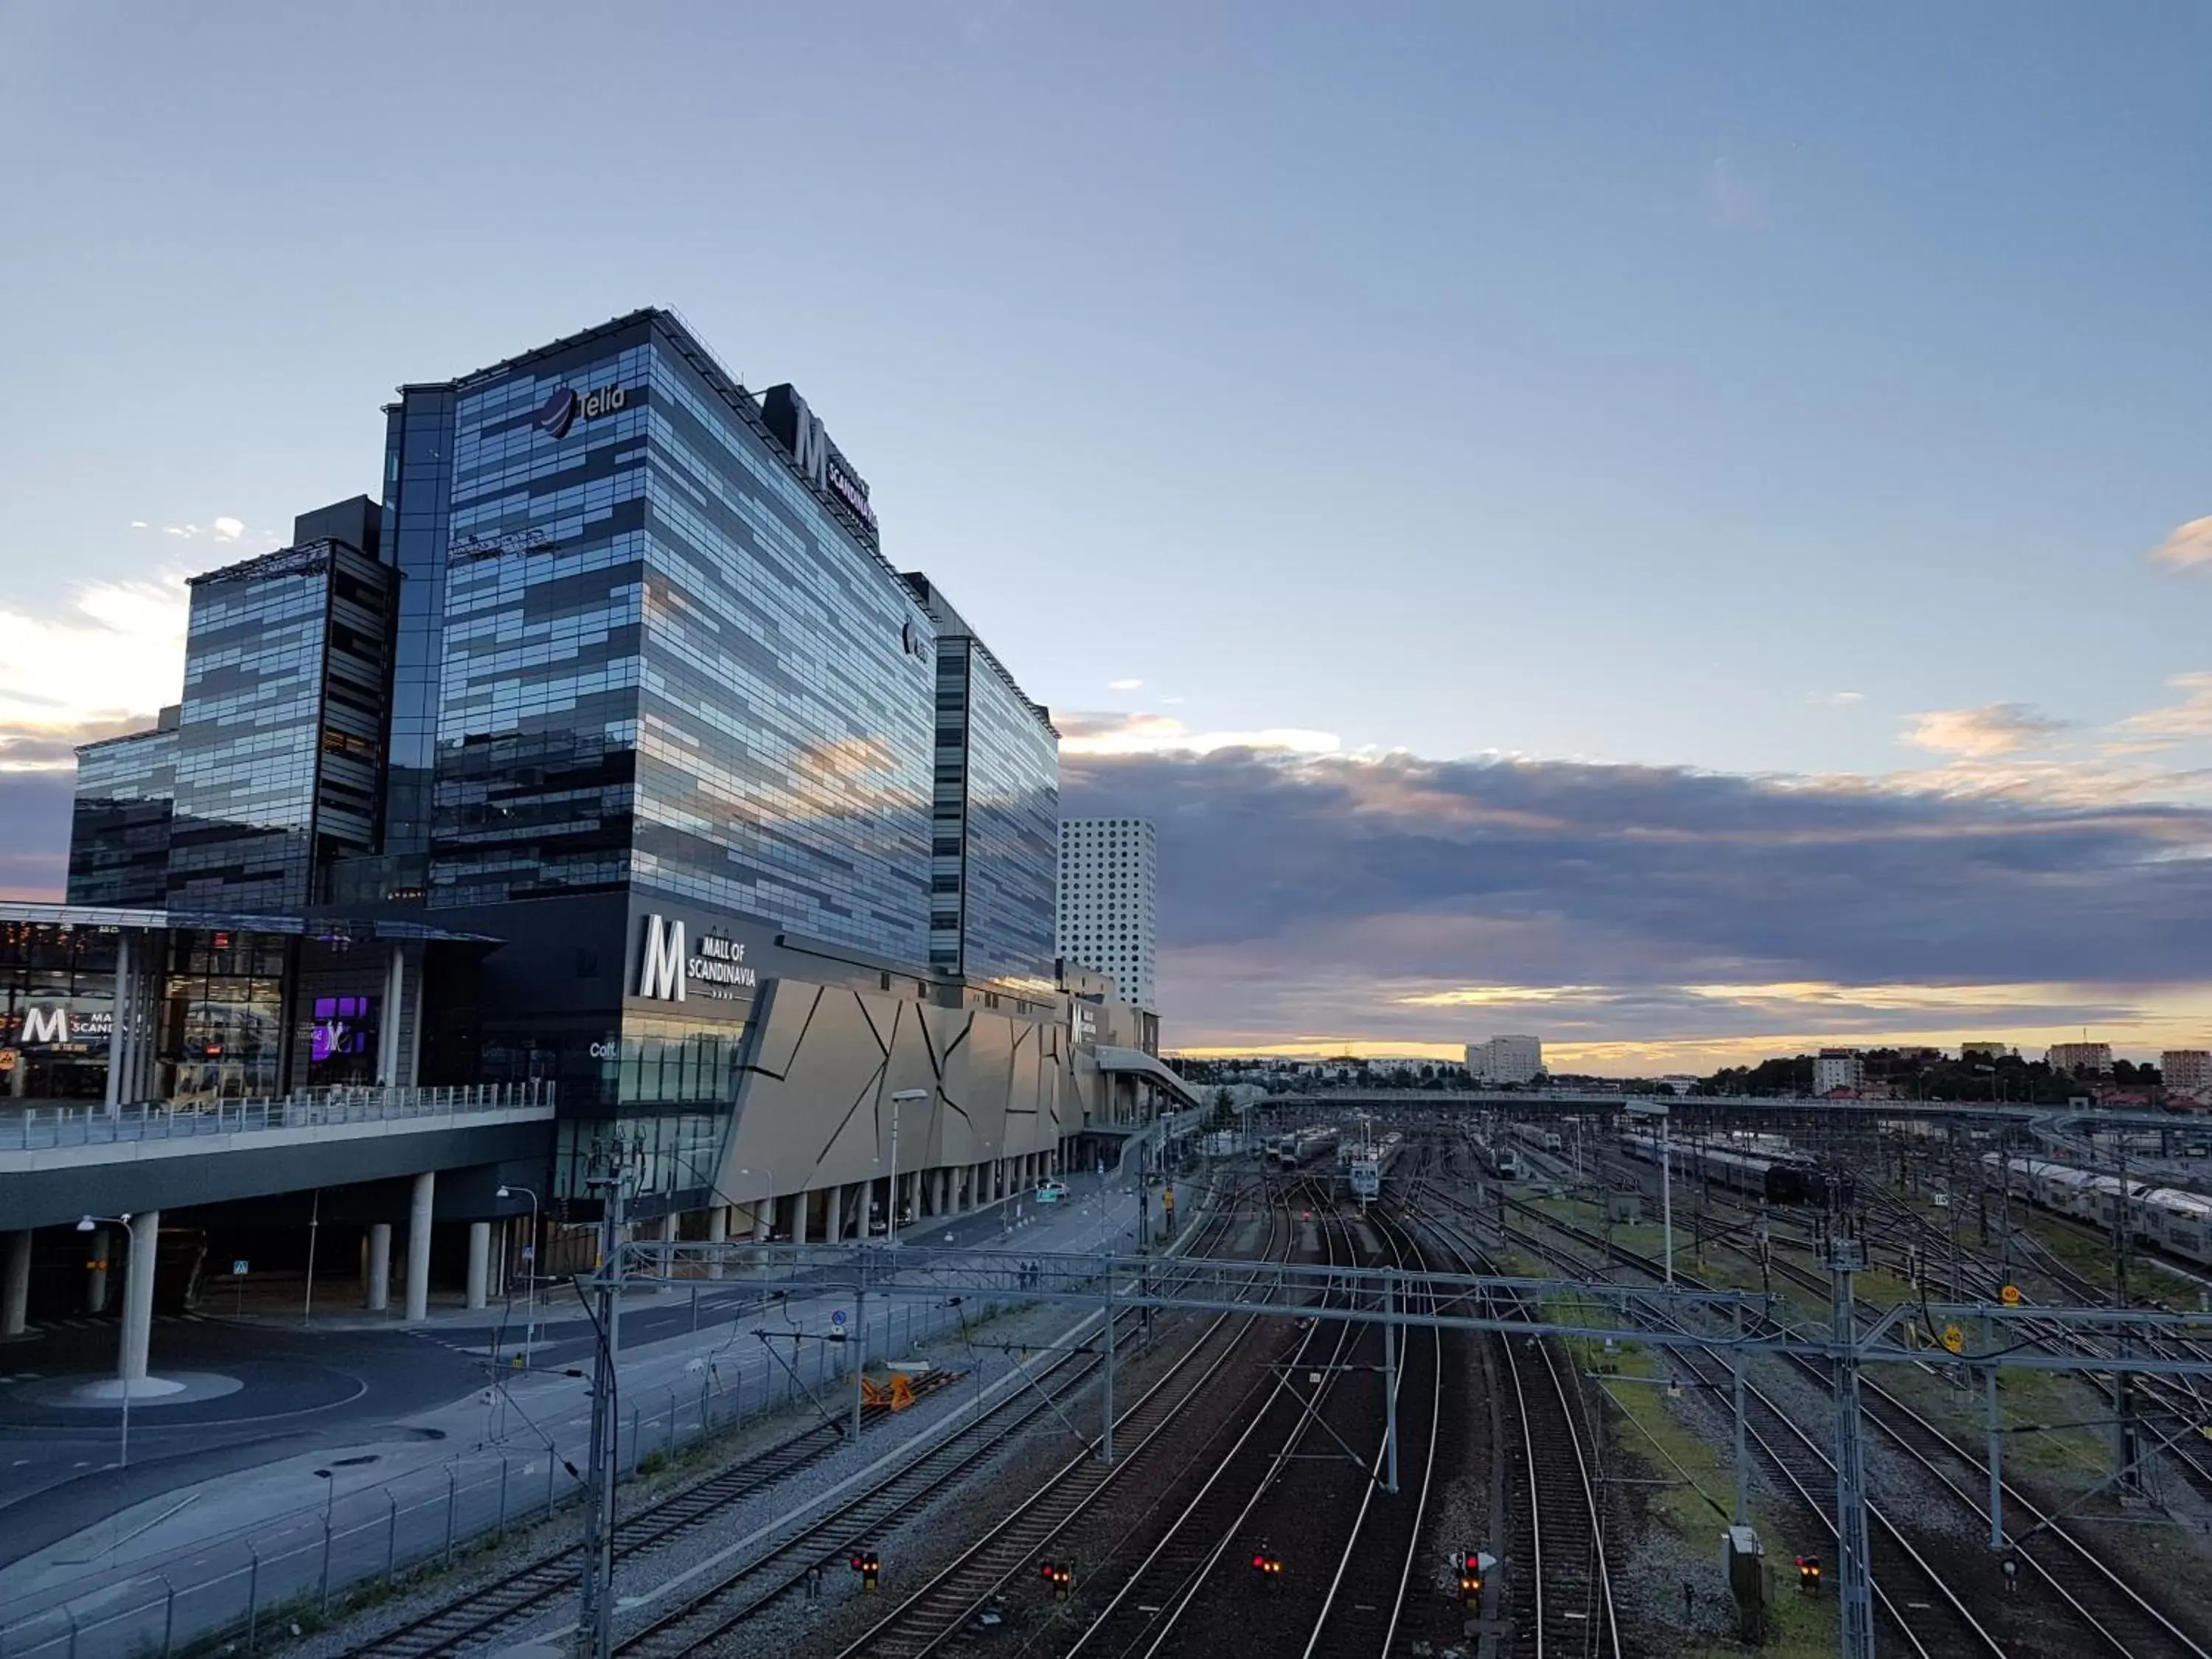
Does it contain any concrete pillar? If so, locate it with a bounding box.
[366,1222,392,1310]
[752,1201,772,1244]
[790,1190,810,1246]
[404,1171,434,1321]
[824,1184,843,1245]
[465,1221,490,1311]
[3,1228,31,1337]
[119,1210,159,1382]
[707,1205,728,1279]
[378,946,405,1086]
[86,1225,111,1314]
[104,931,132,1107]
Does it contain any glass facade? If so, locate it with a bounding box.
[902,574,1060,994]
[414,312,939,964]
[0,922,118,1100]
[68,720,176,907]
[166,543,393,914]
[956,648,1060,991]
[160,928,288,1101]
[380,386,458,860]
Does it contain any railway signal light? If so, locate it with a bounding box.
[1039,1559,1074,1599]
[1796,1555,1821,1597]
[1251,1548,1283,1581]
[851,1551,881,1591]
[1456,1551,1484,1606]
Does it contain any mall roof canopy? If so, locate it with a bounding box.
[1093,1045,1203,1110]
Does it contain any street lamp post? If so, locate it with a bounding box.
[496,1185,540,1368]
[887,1088,929,1246]
[75,1213,144,1470]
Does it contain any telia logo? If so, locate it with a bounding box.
[533,384,626,441]
[534,387,580,439]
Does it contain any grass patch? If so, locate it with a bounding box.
[1548,1301,1839,1658]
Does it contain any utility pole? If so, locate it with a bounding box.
[1829,1232,1874,1659]
[2112,1135,2142,1496]
[579,1146,629,1659]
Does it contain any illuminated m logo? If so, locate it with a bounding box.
[637,915,686,1002]
[788,393,829,487]
[19,1006,67,1044]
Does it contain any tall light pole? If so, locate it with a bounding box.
[76,1213,143,1470]
[888,1088,928,1246]
[496,1185,540,1367]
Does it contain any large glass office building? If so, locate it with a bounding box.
[53,307,1110,1218]
[387,311,940,963]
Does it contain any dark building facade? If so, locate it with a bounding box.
[164,526,394,915]
[68,709,177,908]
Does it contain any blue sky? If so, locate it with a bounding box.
[3,3,2210,1065]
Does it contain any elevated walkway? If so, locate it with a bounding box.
[0,1082,555,1230]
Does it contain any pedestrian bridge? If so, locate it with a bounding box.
[0,1081,556,1231]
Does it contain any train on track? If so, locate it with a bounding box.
[1339,1130,1406,1199]
[1983,1153,2212,1265]
[1269,1125,1342,1168]
[1467,1131,1523,1180]
[1618,1129,1820,1205]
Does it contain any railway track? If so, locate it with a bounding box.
[818,1197,1302,1659]
[613,1181,1305,1659]
[1295,1186,1446,1659]
[1484,1176,2212,1658]
[1411,1189,1618,1659]
[1050,1195,1366,1658]
[338,1368,957,1659]
[336,1182,1252,1659]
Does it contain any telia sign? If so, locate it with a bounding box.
[534,383,627,441]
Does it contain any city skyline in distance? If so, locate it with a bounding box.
[4,6,2212,1072]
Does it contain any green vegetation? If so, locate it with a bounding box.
[1539,1293,1839,1658]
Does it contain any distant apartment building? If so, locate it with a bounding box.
[1464,1034,1544,1085]
[1057,817,1157,1009]
[2046,1042,2114,1076]
[1814,1048,1865,1095]
[2163,1050,2212,1093]
[1961,1042,2014,1062]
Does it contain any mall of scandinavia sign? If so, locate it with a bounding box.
[636,914,757,1003]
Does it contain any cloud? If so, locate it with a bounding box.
[0,574,189,770]
[212,515,245,541]
[1106,678,1143,691]
[1902,702,2069,759]
[1058,709,1340,758]
[2150,516,2212,571]
[1064,746,2212,1063]
[1809,690,1865,706]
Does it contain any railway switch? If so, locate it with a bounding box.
[1796,1554,1821,1597]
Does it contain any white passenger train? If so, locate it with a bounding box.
[1984,1154,2212,1265]
[1340,1130,1405,1200]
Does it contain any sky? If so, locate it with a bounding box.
[1,2,2209,1069]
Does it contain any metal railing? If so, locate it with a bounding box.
[0,1081,557,1152]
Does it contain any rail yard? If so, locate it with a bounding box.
[293,1107,2212,1659]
